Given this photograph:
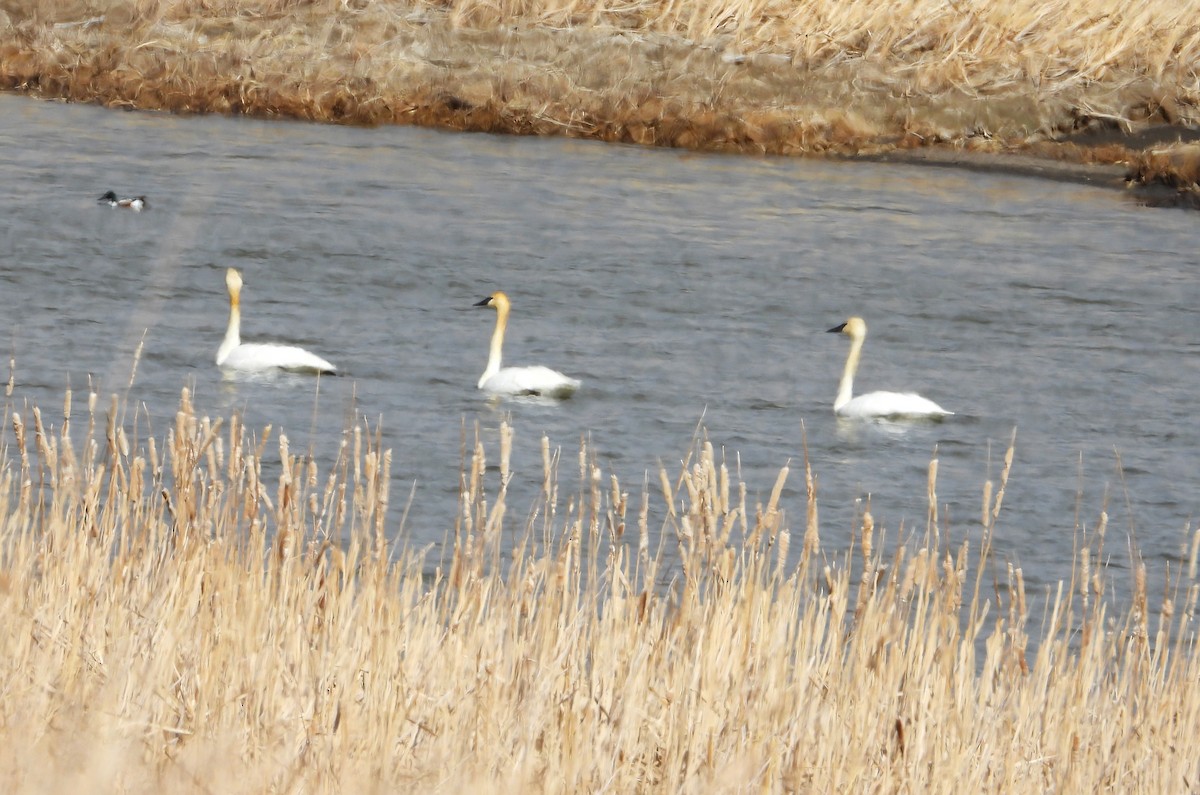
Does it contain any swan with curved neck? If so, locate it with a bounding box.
[216,268,336,374]
[473,291,580,398]
[827,317,951,419]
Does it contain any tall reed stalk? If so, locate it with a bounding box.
[0,387,1197,792]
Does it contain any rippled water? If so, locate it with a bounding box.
[1,94,1197,601]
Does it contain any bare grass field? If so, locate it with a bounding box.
[0,386,1198,792]
[2,0,1200,200]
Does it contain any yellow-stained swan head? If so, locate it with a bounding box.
[226,267,244,306]
[827,316,866,340]
[473,290,511,314]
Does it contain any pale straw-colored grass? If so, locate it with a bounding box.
[431,0,1200,88]
[0,386,1198,792]
[1,0,1198,172]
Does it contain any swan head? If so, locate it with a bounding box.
[827,316,866,340]
[473,291,511,313]
[226,268,243,306]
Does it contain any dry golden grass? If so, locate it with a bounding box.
[1,386,1198,792]
[2,0,1200,193]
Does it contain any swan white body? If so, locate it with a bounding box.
[216,268,336,375]
[827,317,951,419]
[474,291,580,399]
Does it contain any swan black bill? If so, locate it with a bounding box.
[473,297,492,307]
[827,323,848,333]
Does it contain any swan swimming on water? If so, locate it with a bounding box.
[827,316,951,419]
[473,291,580,398]
[216,268,336,375]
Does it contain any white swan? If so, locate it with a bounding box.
[216,268,336,374]
[474,291,580,398]
[827,317,951,419]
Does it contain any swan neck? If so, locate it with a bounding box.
[480,302,508,387]
[217,296,241,365]
[835,332,864,411]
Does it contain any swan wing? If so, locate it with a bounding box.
[838,391,951,419]
[481,366,580,398]
[220,343,336,374]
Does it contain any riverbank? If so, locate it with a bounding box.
[2,0,1199,206]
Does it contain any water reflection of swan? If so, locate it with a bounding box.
[216,268,336,375]
[826,317,951,419]
[473,291,580,399]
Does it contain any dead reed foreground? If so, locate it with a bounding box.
[2,0,1200,200]
[0,387,1198,793]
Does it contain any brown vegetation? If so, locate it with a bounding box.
[2,0,1200,198]
[1,386,1199,792]
[1124,142,1200,207]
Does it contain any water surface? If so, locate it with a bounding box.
[1,94,1196,603]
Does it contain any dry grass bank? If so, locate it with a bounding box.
[0,387,1198,792]
[2,0,1200,200]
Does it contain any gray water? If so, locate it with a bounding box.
[1,93,1197,602]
